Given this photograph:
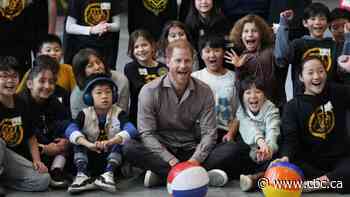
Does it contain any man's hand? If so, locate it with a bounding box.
[187,159,200,166]
[169,158,179,167]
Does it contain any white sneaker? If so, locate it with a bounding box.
[94,171,116,193]
[144,170,162,188]
[67,173,96,194]
[208,169,228,187]
[240,174,253,191]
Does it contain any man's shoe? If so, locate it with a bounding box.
[0,185,5,197]
[144,170,162,188]
[50,168,69,189]
[94,171,116,193]
[208,169,228,187]
[67,173,95,194]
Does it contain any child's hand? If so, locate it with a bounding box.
[54,138,69,153]
[224,49,248,68]
[344,22,350,34]
[44,142,61,156]
[256,139,273,162]
[280,10,294,21]
[33,160,48,173]
[90,21,109,36]
[86,142,101,153]
[95,141,110,152]
[338,55,350,73]
[222,131,236,142]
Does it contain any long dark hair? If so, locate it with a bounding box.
[72,48,111,89]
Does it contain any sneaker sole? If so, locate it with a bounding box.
[208,169,228,187]
[94,179,116,193]
[68,183,96,194]
[240,175,253,192]
[144,171,153,188]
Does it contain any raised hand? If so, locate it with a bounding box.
[338,55,350,72]
[224,49,248,68]
[280,9,294,21]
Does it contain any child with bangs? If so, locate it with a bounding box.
[234,75,280,192]
[0,56,50,196]
[70,48,129,119]
[18,55,71,189]
[124,30,168,125]
[276,56,350,193]
[275,2,350,95]
[225,14,286,108]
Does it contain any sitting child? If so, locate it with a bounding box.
[0,56,50,196]
[18,55,71,188]
[235,75,280,191]
[65,73,138,194]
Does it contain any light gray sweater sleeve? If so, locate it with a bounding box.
[138,85,176,163]
[274,16,293,68]
[190,89,217,163]
[264,103,281,154]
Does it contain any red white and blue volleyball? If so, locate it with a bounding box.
[167,161,209,197]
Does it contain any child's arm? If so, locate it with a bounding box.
[103,111,138,147]
[222,119,239,142]
[338,23,350,73]
[274,10,294,68]
[28,135,48,173]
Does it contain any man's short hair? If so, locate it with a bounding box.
[165,40,194,59]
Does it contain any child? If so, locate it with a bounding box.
[185,0,230,50]
[225,14,285,107]
[277,56,350,193]
[0,56,50,195]
[17,34,76,93]
[157,20,200,71]
[127,0,178,39]
[124,30,168,125]
[191,34,238,143]
[329,8,350,43]
[71,48,129,118]
[235,75,280,192]
[65,0,121,68]
[65,73,138,194]
[275,3,347,96]
[18,55,71,188]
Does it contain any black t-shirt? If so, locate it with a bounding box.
[68,0,121,46]
[291,38,341,95]
[0,0,38,75]
[127,0,177,39]
[0,97,33,159]
[124,61,168,125]
[19,89,71,145]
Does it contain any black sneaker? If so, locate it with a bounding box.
[67,173,96,194]
[0,185,5,197]
[50,168,69,189]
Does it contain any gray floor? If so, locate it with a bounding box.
[8,0,347,196]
